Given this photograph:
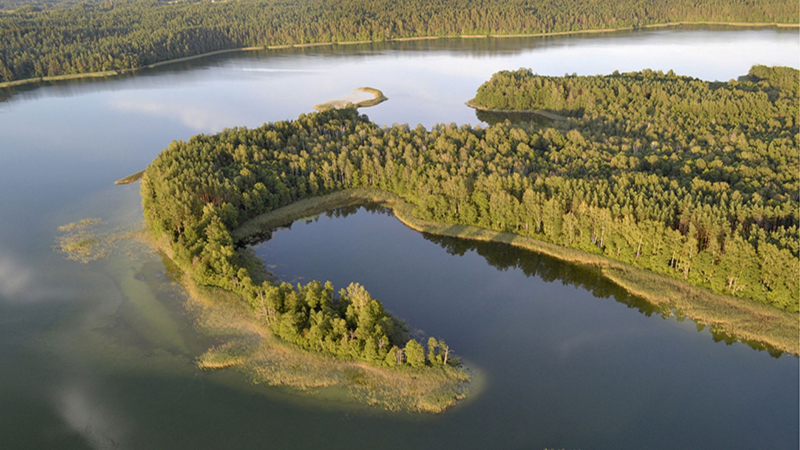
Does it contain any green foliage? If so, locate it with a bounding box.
[142,66,800,374]
[1,0,797,82]
[467,67,799,310]
[404,339,426,367]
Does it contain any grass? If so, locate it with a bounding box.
[354,87,388,107]
[114,170,145,185]
[235,189,799,356]
[179,271,474,413]
[146,226,473,413]
[314,87,388,111]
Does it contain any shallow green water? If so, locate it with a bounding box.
[0,27,797,449]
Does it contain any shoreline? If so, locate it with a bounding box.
[465,99,567,121]
[2,21,797,90]
[315,87,388,111]
[234,189,799,356]
[148,229,476,414]
[114,169,145,185]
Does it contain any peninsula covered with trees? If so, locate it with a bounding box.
[467,65,798,310]
[141,65,798,367]
[1,0,798,84]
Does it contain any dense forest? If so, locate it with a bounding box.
[468,66,798,310]
[140,67,798,371]
[1,0,798,83]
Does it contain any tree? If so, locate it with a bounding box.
[404,339,426,368]
[427,337,441,365]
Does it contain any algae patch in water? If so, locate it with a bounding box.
[55,217,141,263]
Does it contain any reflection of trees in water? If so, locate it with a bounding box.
[247,202,391,247]
[325,202,390,219]
[422,232,665,317]
[474,109,553,126]
[256,205,786,358]
[421,232,786,358]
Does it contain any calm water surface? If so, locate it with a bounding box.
[0,28,798,449]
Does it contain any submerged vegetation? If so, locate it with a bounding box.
[56,218,108,262]
[1,0,798,84]
[56,217,145,263]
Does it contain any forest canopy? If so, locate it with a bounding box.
[141,66,799,371]
[1,0,798,82]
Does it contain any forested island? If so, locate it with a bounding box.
[1,0,798,84]
[141,65,798,389]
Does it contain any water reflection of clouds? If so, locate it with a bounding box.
[556,326,648,361]
[0,255,33,300]
[112,98,241,132]
[0,254,73,304]
[58,385,127,450]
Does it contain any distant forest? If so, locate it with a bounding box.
[142,66,799,333]
[1,0,798,82]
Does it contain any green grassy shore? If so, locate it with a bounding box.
[114,170,145,185]
[235,189,800,356]
[314,87,388,111]
[149,222,474,414]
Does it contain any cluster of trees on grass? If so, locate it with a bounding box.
[1,0,798,82]
[468,66,799,307]
[245,277,452,367]
[141,67,798,368]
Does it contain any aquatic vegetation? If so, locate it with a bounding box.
[55,218,143,263]
[56,218,110,263]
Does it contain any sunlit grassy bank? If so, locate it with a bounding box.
[114,170,145,185]
[236,189,799,356]
[170,260,474,413]
[315,87,388,111]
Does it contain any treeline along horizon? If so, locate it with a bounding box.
[1,0,798,83]
[141,66,799,368]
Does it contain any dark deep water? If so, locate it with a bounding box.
[0,28,797,449]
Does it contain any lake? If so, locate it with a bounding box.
[0,27,797,449]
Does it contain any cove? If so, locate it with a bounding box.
[252,204,799,449]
